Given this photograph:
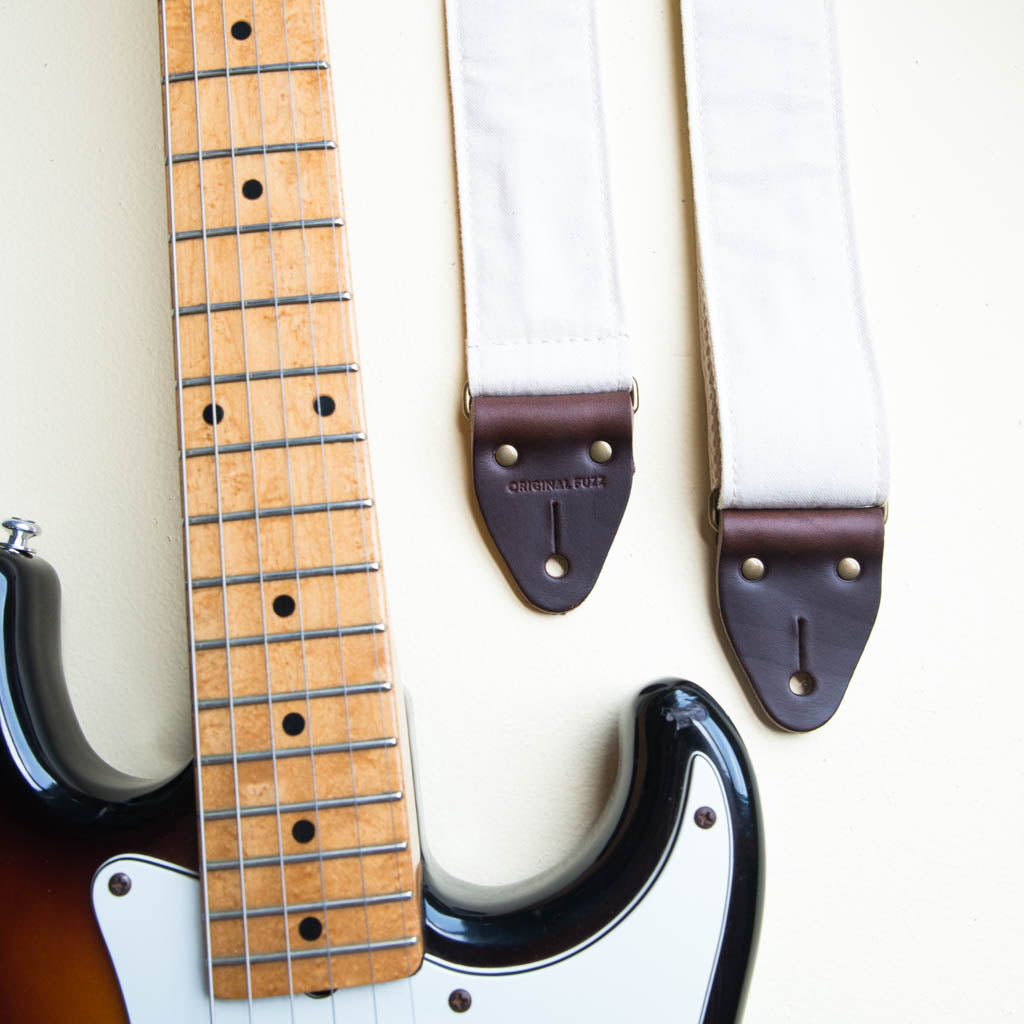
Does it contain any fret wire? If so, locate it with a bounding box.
[176,290,350,317]
[198,682,390,711]
[208,890,413,921]
[202,789,402,819]
[180,363,356,387]
[194,623,384,652]
[184,432,364,458]
[170,140,336,164]
[192,562,378,589]
[160,1,220,1016]
[207,840,407,872]
[174,217,343,242]
[213,936,418,968]
[305,0,416,989]
[187,499,372,526]
[165,60,327,84]
[200,737,396,766]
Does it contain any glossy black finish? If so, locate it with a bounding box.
[0,549,190,825]
[423,681,762,1022]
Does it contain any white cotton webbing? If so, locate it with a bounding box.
[446,0,631,398]
[680,0,889,509]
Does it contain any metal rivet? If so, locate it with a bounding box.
[789,672,816,697]
[449,989,472,1013]
[545,554,568,579]
[494,444,518,467]
[740,557,765,581]
[108,873,132,897]
[837,556,861,581]
[589,439,613,463]
[694,806,717,829]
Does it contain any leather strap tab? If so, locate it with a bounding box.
[717,508,884,731]
[472,392,634,613]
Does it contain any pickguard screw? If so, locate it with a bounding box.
[449,988,472,1013]
[694,806,717,829]
[108,872,132,897]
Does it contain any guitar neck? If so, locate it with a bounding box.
[158,0,421,1000]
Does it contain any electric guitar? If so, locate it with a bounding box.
[0,2,761,1020]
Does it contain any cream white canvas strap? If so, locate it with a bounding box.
[446,0,634,613]
[681,0,888,510]
[680,0,889,729]
[446,0,631,398]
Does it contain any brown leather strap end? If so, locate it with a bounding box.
[716,507,884,731]
[471,392,634,612]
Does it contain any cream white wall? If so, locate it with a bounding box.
[0,1,1021,1020]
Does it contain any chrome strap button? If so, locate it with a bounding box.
[1,517,41,555]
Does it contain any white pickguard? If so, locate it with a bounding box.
[93,755,730,1023]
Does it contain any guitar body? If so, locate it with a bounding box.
[0,3,762,1017]
[0,546,761,1023]
[95,739,739,1023]
[0,777,192,1024]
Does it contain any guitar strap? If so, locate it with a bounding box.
[446,0,887,728]
[445,0,635,613]
[679,0,888,730]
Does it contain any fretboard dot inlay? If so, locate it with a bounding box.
[241,178,264,201]
[298,917,323,942]
[313,394,336,417]
[282,711,306,736]
[230,20,252,41]
[202,403,224,426]
[272,594,296,617]
[292,819,316,843]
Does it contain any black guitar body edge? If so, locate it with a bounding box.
[0,545,763,1023]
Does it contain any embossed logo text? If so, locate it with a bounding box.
[507,476,607,494]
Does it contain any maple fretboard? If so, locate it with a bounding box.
[159,0,422,1000]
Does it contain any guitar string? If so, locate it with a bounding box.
[244,0,341,1012]
[278,2,378,1016]
[305,2,421,1017]
[160,3,219,1022]
[216,2,298,1018]
[185,0,256,1017]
